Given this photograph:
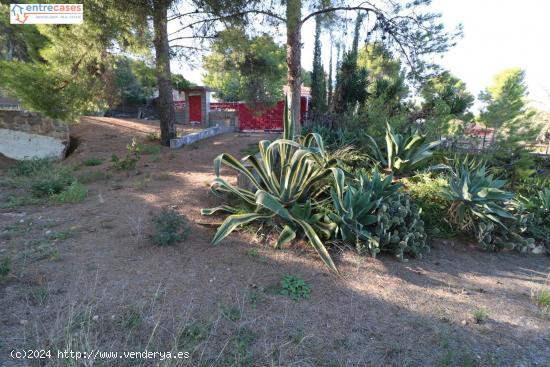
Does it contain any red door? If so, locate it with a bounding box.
[188,95,202,123]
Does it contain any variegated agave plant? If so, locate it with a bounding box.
[202,104,343,273]
[442,163,514,231]
[367,123,441,175]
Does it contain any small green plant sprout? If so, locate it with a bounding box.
[472,308,488,324]
[246,248,259,258]
[280,275,311,301]
[150,209,190,246]
[112,137,142,170]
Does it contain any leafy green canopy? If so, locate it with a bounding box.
[202,28,286,106]
[478,68,539,144]
[420,71,474,136]
[0,2,149,121]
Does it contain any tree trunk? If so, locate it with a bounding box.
[286,0,302,137]
[153,0,176,146]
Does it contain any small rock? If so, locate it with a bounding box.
[20,319,28,325]
[461,320,467,326]
[92,315,99,321]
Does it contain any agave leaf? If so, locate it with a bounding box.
[275,225,296,248]
[212,213,272,245]
[294,217,338,273]
[255,190,292,220]
[214,153,261,189]
[201,205,238,216]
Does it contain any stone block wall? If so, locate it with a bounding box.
[0,110,70,160]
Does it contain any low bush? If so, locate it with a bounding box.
[8,158,53,177]
[150,209,190,246]
[402,173,454,236]
[53,181,88,203]
[30,170,75,197]
[111,137,141,171]
[81,157,103,166]
[280,275,311,301]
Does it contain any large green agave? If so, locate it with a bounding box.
[367,123,441,175]
[442,163,514,231]
[202,104,343,273]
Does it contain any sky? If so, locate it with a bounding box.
[173,0,550,111]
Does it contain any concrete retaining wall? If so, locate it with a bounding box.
[0,110,70,160]
[170,125,234,149]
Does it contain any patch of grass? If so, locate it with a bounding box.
[8,159,53,177]
[1,195,43,209]
[118,306,142,329]
[232,327,255,366]
[150,209,190,246]
[30,170,75,197]
[0,256,11,278]
[81,157,103,166]
[472,308,488,324]
[52,181,88,203]
[280,275,311,301]
[21,239,60,262]
[29,287,49,306]
[111,154,138,171]
[533,288,550,311]
[135,177,151,190]
[246,289,262,309]
[140,144,161,155]
[4,158,88,207]
[77,171,111,184]
[221,305,241,322]
[176,322,207,351]
[245,248,259,258]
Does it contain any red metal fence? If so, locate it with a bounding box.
[210,98,308,131]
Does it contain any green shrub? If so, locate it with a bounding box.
[402,173,454,236]
[151,209,190,246]
[81,157,103,166]
[111,137,141,171]
[8,158,53,177]
[30,171,75,197]
[280,275,311,301]
[53,181,88,203]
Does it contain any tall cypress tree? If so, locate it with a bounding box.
[327,38,334,109]
[333,12,368,113]
[310,15,326,114]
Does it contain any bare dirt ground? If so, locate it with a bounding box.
[1,117,549,367]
